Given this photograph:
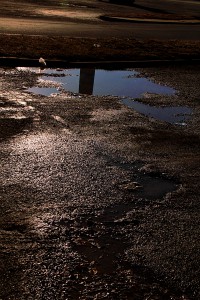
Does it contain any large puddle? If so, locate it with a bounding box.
[26,68,175,97]
[18,67,192,125]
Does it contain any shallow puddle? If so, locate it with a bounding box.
[115,160,178,201]
[25,68,176,98]
[18,67,192,124]
[122,98,191,125]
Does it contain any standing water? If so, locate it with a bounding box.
[26,68,175,98]
[17,67,192,124]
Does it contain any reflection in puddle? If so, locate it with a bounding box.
[122,98,192,125]
[20,67,192,124]
[28,87,59,97]
[26,68,176,98]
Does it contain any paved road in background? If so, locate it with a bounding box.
[0,16,200,40]
[0,0,200,40]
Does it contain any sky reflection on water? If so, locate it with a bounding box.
[33,68,176,98]
[23,67,191,124]
[122,98,191,125]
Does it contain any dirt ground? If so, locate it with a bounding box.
[1,34,200,63]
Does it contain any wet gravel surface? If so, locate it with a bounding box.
[0,64,200,299]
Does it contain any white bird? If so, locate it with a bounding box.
[39,57,46,67]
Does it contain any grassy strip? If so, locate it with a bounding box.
[0,34,200,61]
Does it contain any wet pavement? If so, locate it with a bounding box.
[0,64,200,299]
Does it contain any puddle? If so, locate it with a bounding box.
[18,67,192,124]
[122,98,192,125]
[115,160,178,201]
[118,175,176,200]
[135,175,176,200]
[26,68,176,98]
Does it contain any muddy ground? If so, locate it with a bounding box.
[0,62,200,300]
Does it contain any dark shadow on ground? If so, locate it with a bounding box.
[0,118,32,140]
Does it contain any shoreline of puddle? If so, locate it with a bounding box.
[16,67,192,125]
